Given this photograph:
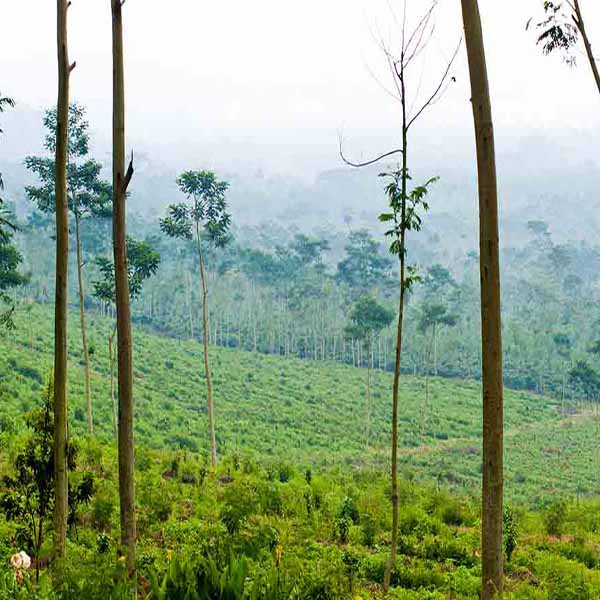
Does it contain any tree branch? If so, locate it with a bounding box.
[339,134,403,168]
[122,151,134,193]
[406,37,462,130]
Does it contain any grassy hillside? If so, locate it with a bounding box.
[5,304,600,600]
[1,303,598,502]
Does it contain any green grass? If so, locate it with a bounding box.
[5,304,600,599]
[1,303,597,502]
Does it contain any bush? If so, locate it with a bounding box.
[544,501,568,536]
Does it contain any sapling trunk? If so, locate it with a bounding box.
[75,212,93,435]
[196,224,217,467]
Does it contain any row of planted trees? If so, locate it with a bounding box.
[46,1,235,575]
[17,0,497,586]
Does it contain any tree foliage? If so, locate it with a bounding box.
[24,103,112,220]
[160,171,231,248]
[0,382,94,568]
[93,237,161,303]
[344,296,394,342]
[530,1,579,65]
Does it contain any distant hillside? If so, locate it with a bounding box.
[1,303,596,502]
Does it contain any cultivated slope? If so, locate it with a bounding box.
[0,303,594,501]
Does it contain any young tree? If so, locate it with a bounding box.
[417,302,457,444]
[418,302,458,377]
[529,0,600,96]
[344,296,394,447]
[339,4,459,589]
[92,237,160,436]
[0,92,15,196]
[0,202,28,329]
[0,383,95,581]
[25,104,112,435]
[111,0,136,575]
[53,0,74,560]
[380,169,436,588]
[160,170,231,468]
[0,94,27,328]
[460,0,504,597]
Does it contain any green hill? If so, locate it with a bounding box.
[1,303,598,502]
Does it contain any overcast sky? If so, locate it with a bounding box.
[2,0,599,173]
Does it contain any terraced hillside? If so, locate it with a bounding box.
[1,303,596,502]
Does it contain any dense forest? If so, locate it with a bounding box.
[1,1,600,599]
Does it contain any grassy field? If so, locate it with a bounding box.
[1,303,598,503]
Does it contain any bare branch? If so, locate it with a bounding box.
[387,53,404,100]
[69,62,76,72]
[405,17,436,68]
[404,3,437,66]
[339,132,403,168]
[401,0,407,58]
[406,37,462,130]
[365,22,403,101]
[364,60,402,102]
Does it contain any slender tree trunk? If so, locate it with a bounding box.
[384,101,408,592]
[433,323,438,376]
[461,1,504,597]
[109,329,117,438]
[111,0,136,576]
[187,270,195,340]
[365,335,373,448]
[75,212,93,435]
[195,225,217,467]
[53,0,71,559]
[573,0,600,96]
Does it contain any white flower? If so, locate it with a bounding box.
[9,551,31,570]
[19,551,31,570]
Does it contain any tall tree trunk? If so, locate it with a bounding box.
[53,0,71,559]
[111,0,136,576]
[460,1,504,597]
[75,212,93,435]
[573,0,600,96]
[195,225,217,467]
[109,329,117,438]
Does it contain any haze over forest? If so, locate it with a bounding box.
[2,1,599,239]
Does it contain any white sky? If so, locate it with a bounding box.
[2,0,600,171]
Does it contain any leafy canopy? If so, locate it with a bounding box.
[24,103,112,220]
[0,92,15,194]
[0,382,94,558]
[336,229,393,298]
[344,295,394,342]
[93,237,161,304]
[379,168,438,290]
[529,1,579,65]
[417,302,458,335]
[160,170,231,248]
